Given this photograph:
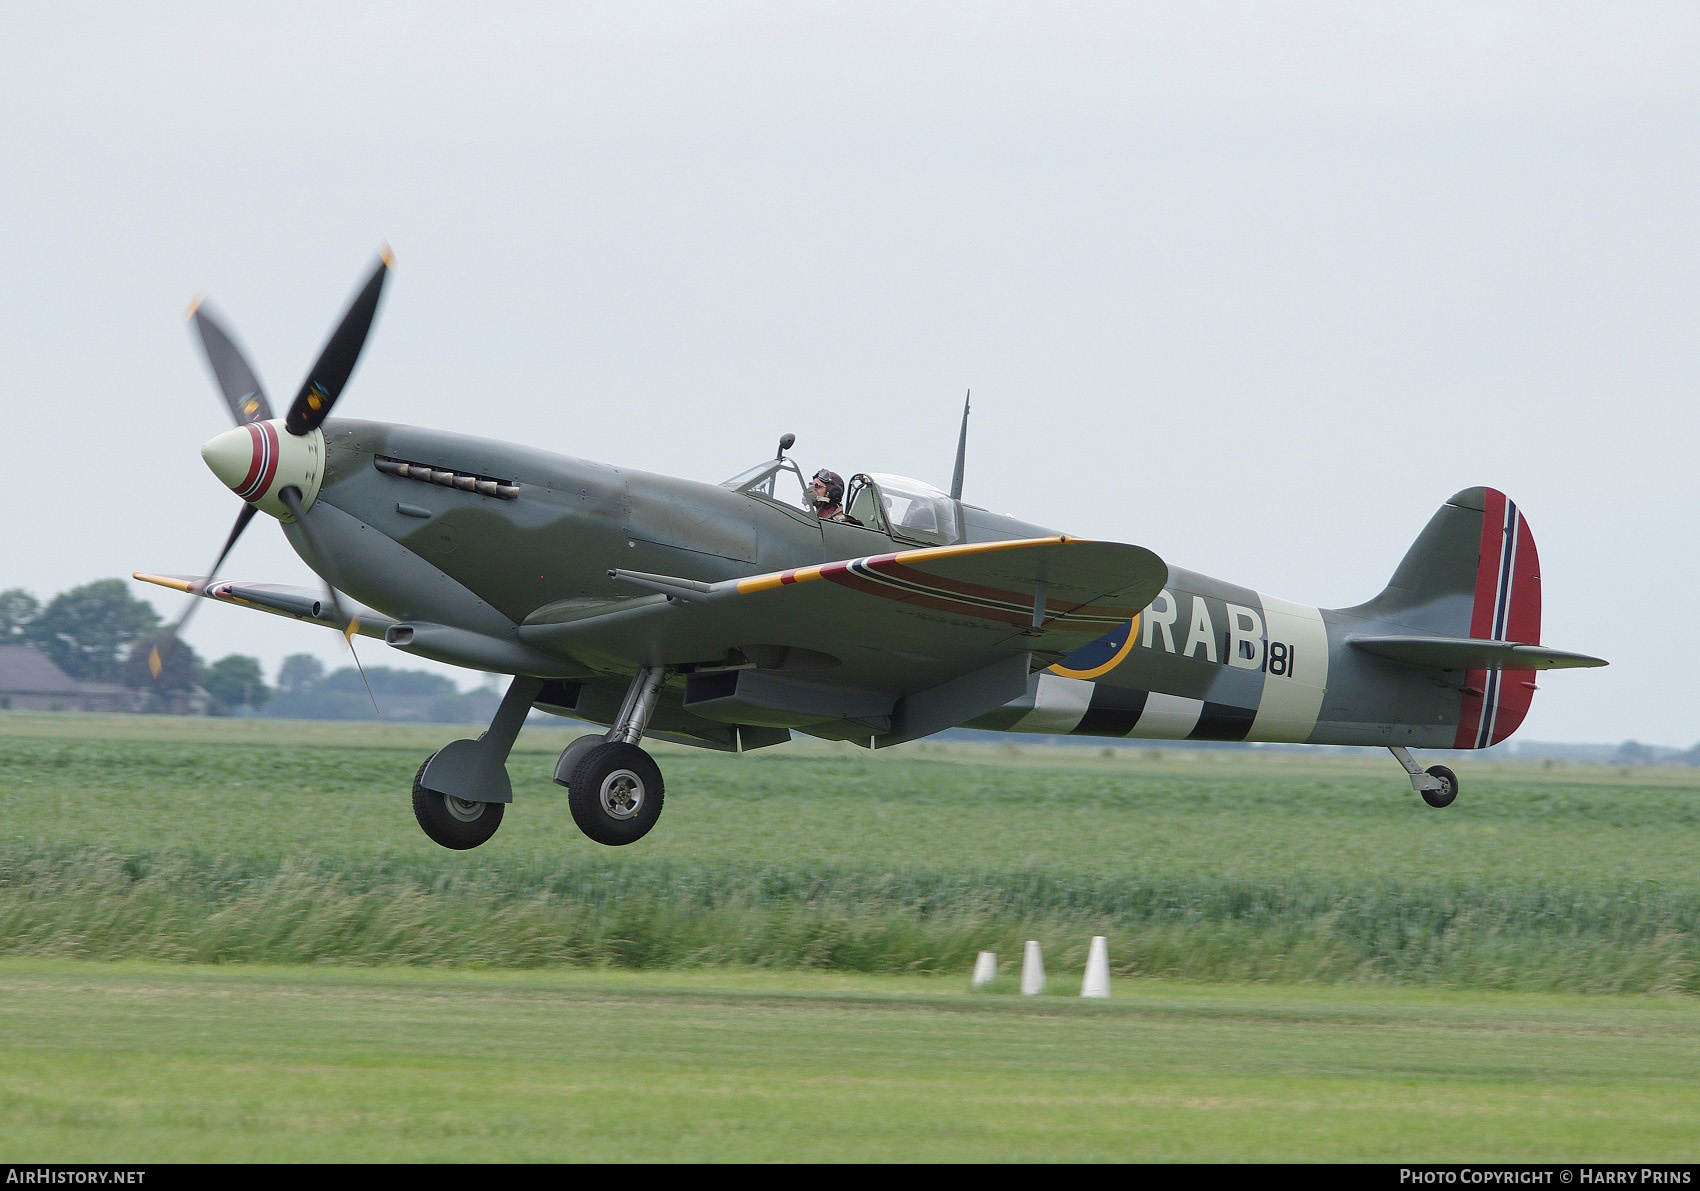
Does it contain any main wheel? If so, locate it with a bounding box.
[412,751,506,849]
[567,741,664,846]
[1421,764,1458,809]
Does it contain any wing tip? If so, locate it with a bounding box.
[133,572,197,593]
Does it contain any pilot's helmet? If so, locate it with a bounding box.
[810,468,845,508]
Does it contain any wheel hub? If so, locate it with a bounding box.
[599,769,645,820]
[444,794,487,822]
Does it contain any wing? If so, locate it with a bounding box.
[133,573,396,639]
[139,537,1168,744]
[521,537,1166,739]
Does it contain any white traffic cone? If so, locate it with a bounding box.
[971,950,997,989]
[1081,935,1110,998]
[1020,939,1045,995]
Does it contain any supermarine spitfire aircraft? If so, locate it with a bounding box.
[138,253,1608,850]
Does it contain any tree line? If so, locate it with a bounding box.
[1,579,270,714]
[0,579,492,721]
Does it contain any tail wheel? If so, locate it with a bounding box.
[1421,765,1459,809]
[411,751,505,849]
[567,741,664,846]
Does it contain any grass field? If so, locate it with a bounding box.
[1,713,1695,994]
[1,713,1697,1160]
[3,959,1697,1162]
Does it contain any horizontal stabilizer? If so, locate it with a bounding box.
[1349,635,1607,672]
[132,573,395,640]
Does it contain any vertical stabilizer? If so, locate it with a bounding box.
[1343,487,1543,748]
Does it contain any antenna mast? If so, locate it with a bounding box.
[949,390,970,501]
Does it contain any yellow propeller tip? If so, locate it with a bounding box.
[344,618,361,644]
[379,245,395,268]
[147,648,163,680]
[185,294,204,320]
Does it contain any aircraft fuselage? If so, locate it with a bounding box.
[298,419,1502,753]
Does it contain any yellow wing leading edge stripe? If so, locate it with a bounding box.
[735,536,1076,595]
[731,536,1147,633]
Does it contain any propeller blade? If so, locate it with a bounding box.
[189,300,274,425]
[284,249,393,437]
[148,502,259,679]
[203,501,260,594]
[277,486,360,642]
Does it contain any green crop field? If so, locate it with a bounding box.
[0,712,1696,1160]
[1,712,1696,993]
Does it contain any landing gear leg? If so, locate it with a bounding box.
[412,674,544,849]
[1389,746,1459,809]
[560,667,667,846]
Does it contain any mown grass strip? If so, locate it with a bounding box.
[2,958,1697,1162]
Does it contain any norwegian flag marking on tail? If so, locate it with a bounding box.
[1453,490,1542,749]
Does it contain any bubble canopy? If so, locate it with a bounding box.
[723,457,960,545]
[847,473,959,545]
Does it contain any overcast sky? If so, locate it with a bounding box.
[2,3,1694,746]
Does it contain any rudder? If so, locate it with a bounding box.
[1456,489,1540,748]
[1345,488,1542,748]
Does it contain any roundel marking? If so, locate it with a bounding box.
[1047,616,1139,681]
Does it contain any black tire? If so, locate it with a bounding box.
[567,741,664,846]
[412,752,505,850]
[1421,764,1458,809]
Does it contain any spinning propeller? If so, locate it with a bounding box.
[148,250,393,678]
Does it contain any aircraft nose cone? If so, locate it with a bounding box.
[201,421,281,501]
[201,425,253,492]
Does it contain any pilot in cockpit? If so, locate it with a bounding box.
[808,469,862,526]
